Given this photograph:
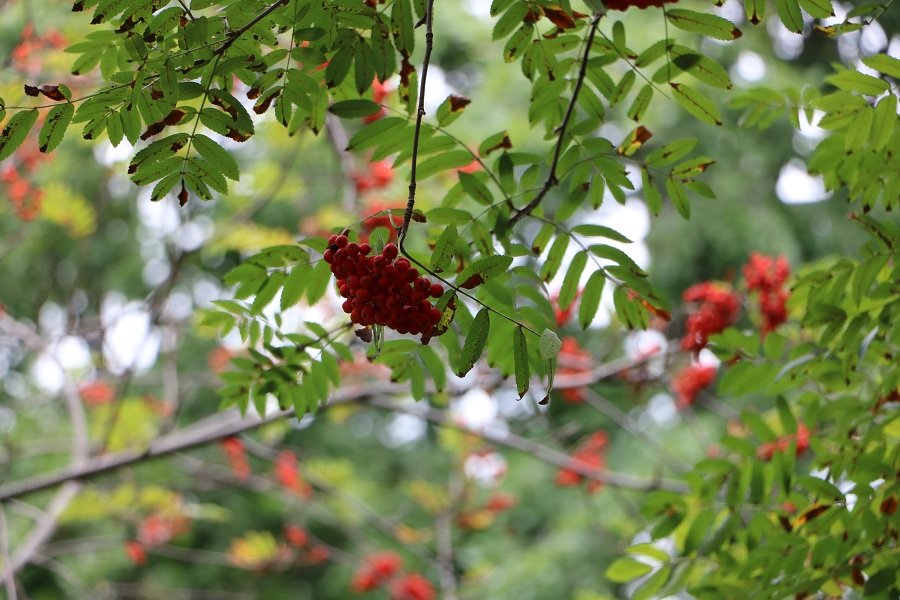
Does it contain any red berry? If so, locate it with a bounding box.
[383,243,398,259]
[342,300,353,313]
[335,235,349,248]
[429,283,443,298]
[396,258,410,272]
[328,235,337,246]
[430,307,443,323]
[323,249,334,263]
[359,243,371,255]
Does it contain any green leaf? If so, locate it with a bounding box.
[392,0,415,53]
[416,151,474,180]
[456,255,513,287]
[646,138,698,167]
[666,9,742,41]
[774,0,803,32]
[633,565,672,600]
[871,94,897,152]
[665,178,691,219]
[605,557,653,583]
[863,568,896,596]
[539,328,561,360]
[431,224,459,272]
[627,84,653,122]
[572,224,632,244]
[458,308,490,376]
[192,134,240,181]
[826,69,891,96]
[38,103,74,153]
[280,265,308,311]
[540,235,568,282]
[329,99,382,119]
[578,270,605,329]
[0,110,39,161]
[862,53,900,79]
[251,271,286,315]
[798,0,834,17]
[512,326,529,398]
[493,2,529,40]
[671,83,722,126]
[742,0,765,22]
[641,168,663,216]
[558,251,587,310]
[458,171,492,205]
[150,172,181,202]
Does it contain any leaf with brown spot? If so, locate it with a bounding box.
[793,503,831,527]
[449,95,471,112]
[253,90,280,114]
[460,274,484,289]
[881,495,898,516]
[479,133,512,156]
[226,128,251,142]
[523,6,543,23]
[24,84,68,101]
[543,6,587,30]
[617,126,653,157]
[140,109,185,141]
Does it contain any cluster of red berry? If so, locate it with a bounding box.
[351,552,435,600]
[274,450,313,498]
[671,363,718,409]
[555,431,608,493]
[353,160,394,195]
[743,252,790,336]
[324,236,444,341]
[756,422,810,461]
[220,436,251,481]
[557,337,592,404]
[680,282,741,353]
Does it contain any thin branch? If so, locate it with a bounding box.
[509,14,601,226]
[324,114,360,213]
[0,382,397,503]
[364,397,688,493]
[398,0,436,245]
[0,377,687,504]
[215,0,288,57]
[0,506,17,600]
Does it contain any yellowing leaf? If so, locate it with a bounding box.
[40,182,97,238]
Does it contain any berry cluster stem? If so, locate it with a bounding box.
[398,0,435,248]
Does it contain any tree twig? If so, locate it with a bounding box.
[398,0,436,246]
[509,14,602,226]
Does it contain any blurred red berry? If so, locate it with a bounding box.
[671,364,717,409]
[680,282,740,352]
[390,573,435,600]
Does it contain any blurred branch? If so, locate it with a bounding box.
[0,506,17,600]
[325,114,359,213]
[365,397,689,493]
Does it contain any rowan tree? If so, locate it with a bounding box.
[0,0,898,598]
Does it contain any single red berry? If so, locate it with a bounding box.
[429,283,443,298]
[359,243,371,255]
[323,249,334,263]
[341,300,353,313]
[430,307,443,323]
[395,258,410,272]
[383,243,398,259]
[327,234,337,246]
[335,235,349,248]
